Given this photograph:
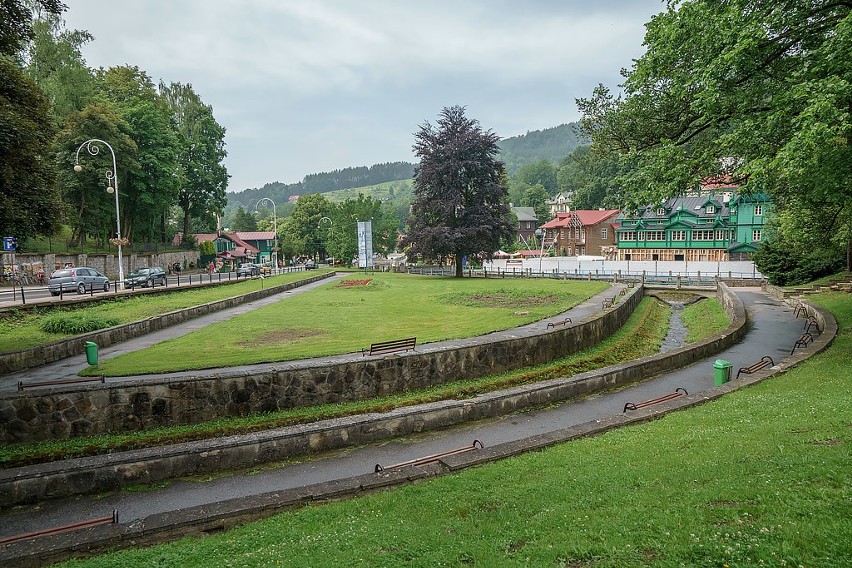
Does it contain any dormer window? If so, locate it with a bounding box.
[657,208,665,216]
[706,205,715,214]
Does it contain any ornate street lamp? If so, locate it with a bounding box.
[318,216,333,263]
[256,198,278,270]
[74,139,124,289]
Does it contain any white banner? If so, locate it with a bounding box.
[357,220,373,268]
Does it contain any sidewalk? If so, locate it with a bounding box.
[0,288,807,543]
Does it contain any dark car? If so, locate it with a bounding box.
[48,267,111,296]
[304,260,317,270]
[237,263,260,276]
[124,266,166,288]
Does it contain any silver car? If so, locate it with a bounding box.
[48,267,111,295]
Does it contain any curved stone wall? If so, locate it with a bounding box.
[0,283,755,508]
[0,286,643,443]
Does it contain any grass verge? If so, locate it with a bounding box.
[85,274,609,375]
[0,271,319,352]
[0,298,669,467]
[55,293,851,568]
[681,297,730,342]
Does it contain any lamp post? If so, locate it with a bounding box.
[256,198,278,270]
[74,139,124,289]
[318,216,333,263]
[535,228,545,274]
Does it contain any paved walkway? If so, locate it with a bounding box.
[0,288,806,539]
[1,278,618,390]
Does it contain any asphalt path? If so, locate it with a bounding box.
[0,276,613,389]
[0,288,806,538]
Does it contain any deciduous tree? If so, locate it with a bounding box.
[160,81,228,239]
[0,56,62,244]
[578,0,851,272]
[404,106,513,277]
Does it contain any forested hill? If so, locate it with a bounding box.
[226,123,585,210]
[498,122,588,174]
[227,161,415,211]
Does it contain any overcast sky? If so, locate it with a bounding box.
[63,0,664,192]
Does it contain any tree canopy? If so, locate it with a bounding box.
[404,106,513,277]
[578,0,851,273]
[0,56,62,243]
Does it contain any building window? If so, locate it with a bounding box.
[657,208,665,216]
[645,231,665,241]
[706,205,715,214]
[753,230,762,242]
[754,205,763,216]
[601,227,608,239]
[715,230,731,241]
[692,230,715,241]
[670,230,685,241]
[620,231,636,241]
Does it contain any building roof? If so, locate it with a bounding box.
[234,231,276,241]
[511,207,537,222]
[540,210,619,229]
[191,231,259,254]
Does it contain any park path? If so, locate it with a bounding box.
[0,288,805,539]
[0,276,616,390]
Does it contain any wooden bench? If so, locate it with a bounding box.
[546,317,572,328]
[18,375,105,391]
[602,296,617,309]
[790,332,813,355]
[0,509,118,546]
[736,356,774,380]
[803,316,820,334]
[362,337,416,356]
[623,388,688,413]
[375,440,483,472]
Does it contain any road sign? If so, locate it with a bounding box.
[2,237,16,252]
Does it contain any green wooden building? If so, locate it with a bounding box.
[614,192,771,262]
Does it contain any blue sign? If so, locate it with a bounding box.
[2,237,16,252]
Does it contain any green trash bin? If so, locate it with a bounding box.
[84,341,98,366]
[713,359,732,386]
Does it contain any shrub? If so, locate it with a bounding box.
[40,314,120,335]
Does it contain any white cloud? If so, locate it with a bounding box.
[62,0,663,190]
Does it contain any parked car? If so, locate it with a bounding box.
[48,267,110,296]
[304,260,317,270]
[124,266,166,288]
[237,263,260,276]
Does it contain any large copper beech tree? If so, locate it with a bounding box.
[404,106,513,277]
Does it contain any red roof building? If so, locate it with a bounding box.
[540,209,620,257]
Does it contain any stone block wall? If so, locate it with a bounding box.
[0,287,647,443]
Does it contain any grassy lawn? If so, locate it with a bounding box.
[0,271,319,352]
[88,274,608,375]
[681,297,730,342]
[0,297,669,467]
[56,292,851,567]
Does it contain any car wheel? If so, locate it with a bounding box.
[103,281,110,292]
[77,282,86,294]
[50,291,60,297]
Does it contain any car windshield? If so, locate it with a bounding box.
[51,270,71,278]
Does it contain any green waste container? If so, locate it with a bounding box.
[713,359,732,386]
[84,341,98,366]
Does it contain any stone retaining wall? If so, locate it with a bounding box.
[0,285,643,443]
[0,283,749,508]
[0,272,330,374]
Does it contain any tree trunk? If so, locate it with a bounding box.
[455,253,464,277]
